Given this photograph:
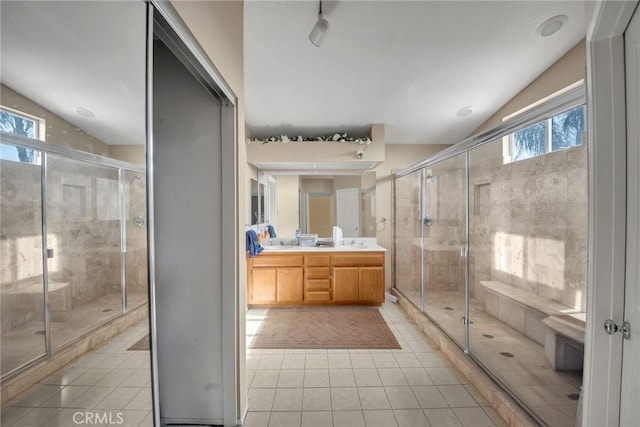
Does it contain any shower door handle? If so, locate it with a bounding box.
[604,319,631,340]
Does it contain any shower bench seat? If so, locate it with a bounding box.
[4,281,72,325]
[479,280,585,371]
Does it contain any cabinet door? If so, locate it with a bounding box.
[333,267,359,302]
[359,267,384,303]
[277,268,304,302]
[251,268,277,303]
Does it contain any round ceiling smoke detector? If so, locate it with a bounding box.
[536,15,568,37]
[456,106,475,118]
[74,107,95,118]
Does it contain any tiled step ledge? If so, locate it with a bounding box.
[1,304,148,405]
[391,289,538,427]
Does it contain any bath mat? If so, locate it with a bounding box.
[127,335,149,351]
[250,306,401,349]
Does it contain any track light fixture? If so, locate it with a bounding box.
[309,0,329,47]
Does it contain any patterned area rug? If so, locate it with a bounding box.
[250,306,401,349]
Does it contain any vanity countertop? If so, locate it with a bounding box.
[261,244,386,253]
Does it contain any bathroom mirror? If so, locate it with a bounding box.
[269,172,376,238]
[250,178,264,225]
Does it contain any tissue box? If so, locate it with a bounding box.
[299,234,318,247]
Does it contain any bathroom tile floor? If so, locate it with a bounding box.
[4,302,514,427]
[1,321,152,427]
[246,303,505,427]
[401,289,581,427]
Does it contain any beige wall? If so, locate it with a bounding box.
[1,84,111,156]
[275,175,300,237]
[376,144,450,289]
[474,39,586,133]
[109,145,145,166]
[170,0,247,419]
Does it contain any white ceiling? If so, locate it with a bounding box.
[1,1,146,146]
[244,1,589,144]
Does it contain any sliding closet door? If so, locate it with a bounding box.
[152,38,225,424]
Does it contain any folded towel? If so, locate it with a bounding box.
[266,225,277,238]
[246,230,264,258]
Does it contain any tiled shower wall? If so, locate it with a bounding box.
[469,141,588,310]
[422,157,466,293]
[46,158,122,307]
[125,174,148,296]
[0,160,43,329]
[394,172,422,294]
[393,141,588,312]
[0,158,148,331]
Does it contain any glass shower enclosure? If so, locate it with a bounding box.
[393,96,588,426]
[0,135,147,377]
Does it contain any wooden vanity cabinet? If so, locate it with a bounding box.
[248,254,304,304]
[247,251,384,306]
[304,254,331,302]
[332,253,385,304]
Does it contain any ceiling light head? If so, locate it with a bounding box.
[309,1,329,47]
[74,107,94,118]
[456,106,475,118]
[536,15,568,37]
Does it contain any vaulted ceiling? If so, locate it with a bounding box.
[244,1,589,144]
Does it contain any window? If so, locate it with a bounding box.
[0,106,44,163]
[510,104,585,162]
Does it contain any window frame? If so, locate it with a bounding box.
[508,103,585,163]
[0,105,46,164]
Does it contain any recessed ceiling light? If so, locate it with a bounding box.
[456,106,475,118]
[536,15,568,37]
[74,107,95,118]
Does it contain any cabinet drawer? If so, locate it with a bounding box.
[306,254,330,266]
[306,278,330,292]
[252,255,304,267]
[332,253,384,267]
[306,267,330,279]
[305,291,331,302]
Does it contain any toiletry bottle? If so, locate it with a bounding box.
[295,229,300,245]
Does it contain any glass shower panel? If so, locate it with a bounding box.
[46,155,122,349]
[394,170,422,308]
[422,153,467,347]
[124,171,148,309]
[468,138,586,426]
[0,143,46,375]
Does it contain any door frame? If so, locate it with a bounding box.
[147,2,239,426]
[583,1,639,425]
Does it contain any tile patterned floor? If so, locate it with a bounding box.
[1,321,152,427]
[245,304,505,427]
[3,302,509,427]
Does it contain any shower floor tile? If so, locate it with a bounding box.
[399,289,581,426]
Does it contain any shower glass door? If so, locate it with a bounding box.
[124,170,148,310]
[0,142,47,375]
[46,154,123,349]
[394,170,423,308]
[422,153,468,347]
